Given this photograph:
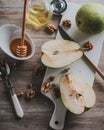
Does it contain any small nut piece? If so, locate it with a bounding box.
[49,76,55,82]
[33,64,41,75]
[63,68,70,73]
[25,89,35,99]
[83,41,93,50]
[41,82,53,93]
[17,91,24,97]
[62,19,71,28]
[45,24,57,34]
[53,87,60,98]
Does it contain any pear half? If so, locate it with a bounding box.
[41,40,83,68]
[60,73,96,114]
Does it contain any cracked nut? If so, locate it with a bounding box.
[62,19,71,28]
[83,41,93,50]
[53,87,60,98]
[28,83,33,88]
[49,76,55,82]
[45,24,57,34]
[17,91,24,97]
[33,64,41,75]
[25,89,35,99]
[41,82,53,93]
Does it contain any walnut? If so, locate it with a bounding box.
[33,64,41,75]
[45,24,57,34]
[17,91,24,97]
[53,87,60,98]
[83,41,93,50]
[49,76,55,82]
[25,89,35,99]
[41,82,53,93]
[62,19,71,28]
[63,68,70,73]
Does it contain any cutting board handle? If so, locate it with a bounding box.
[49,99,67,130]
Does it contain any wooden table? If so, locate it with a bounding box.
[0,0,104,130]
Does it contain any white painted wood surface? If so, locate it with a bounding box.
[41,2,104,130]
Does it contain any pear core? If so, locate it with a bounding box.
[60,73,96,114]
[41,40,83,68]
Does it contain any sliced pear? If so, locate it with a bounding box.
[41,40,83,68]
[60,73,96,114]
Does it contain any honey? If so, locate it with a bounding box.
[10,38,32,57]
[26,5,52,29]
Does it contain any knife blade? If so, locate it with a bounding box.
[58,25,76,42]
[58,25,104,80]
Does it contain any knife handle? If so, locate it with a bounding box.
[49,99,67,130]
[11,94,24,118]
[6,78,24,118]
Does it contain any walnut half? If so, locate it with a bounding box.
[62,19,71,28]
[45,24,57,34]
[25,89,35,100]
[83,41,93,50]
[41,82,54,93]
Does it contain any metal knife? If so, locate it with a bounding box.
[0,60,24,118]
[58,25,104,80]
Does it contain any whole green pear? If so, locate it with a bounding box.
[76,3,104,34]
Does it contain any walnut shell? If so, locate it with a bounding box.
[62,19,71,28]
[45,24,57,34]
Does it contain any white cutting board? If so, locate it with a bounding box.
[41,3,104,130]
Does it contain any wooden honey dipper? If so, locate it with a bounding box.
[16,0,28,57]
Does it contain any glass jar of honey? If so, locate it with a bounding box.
[26,0,53,29]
